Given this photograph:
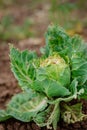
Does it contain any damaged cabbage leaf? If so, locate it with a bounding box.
[61,103,87,124]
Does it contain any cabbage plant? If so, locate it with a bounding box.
[0,25,87,130]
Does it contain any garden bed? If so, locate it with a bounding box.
[0,42,87,130]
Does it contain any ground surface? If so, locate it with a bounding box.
[0,0,87,130]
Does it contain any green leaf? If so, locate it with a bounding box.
[34,106,52,127]
[34,103,60,130]
[69,79,78,95]
[45,25,71,56]
[49,79,78,105]
[78,83,87,99]
[47,103,60,130]
[71,35,86,57]
[7,91,48,122]
[10,45,37,90]
[71,56,87,85]
[45,25,87,60]
[33,79,71,98]
[0,110,11,121]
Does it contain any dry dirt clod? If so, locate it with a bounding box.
[73,122,81,128]
[31,123,41,130]
[7,124,14,130]
[0,125,4,130]
[27,124,32,130]
[19,125,27,130]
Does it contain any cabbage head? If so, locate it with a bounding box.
[33,54,71,97]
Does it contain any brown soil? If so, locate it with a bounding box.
[0,117,87,130]
[0,41,87,130]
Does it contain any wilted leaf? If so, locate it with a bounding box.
[61,103,87,124]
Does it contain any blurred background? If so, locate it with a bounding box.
[0,0,87,110]
[0,0,87,44]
